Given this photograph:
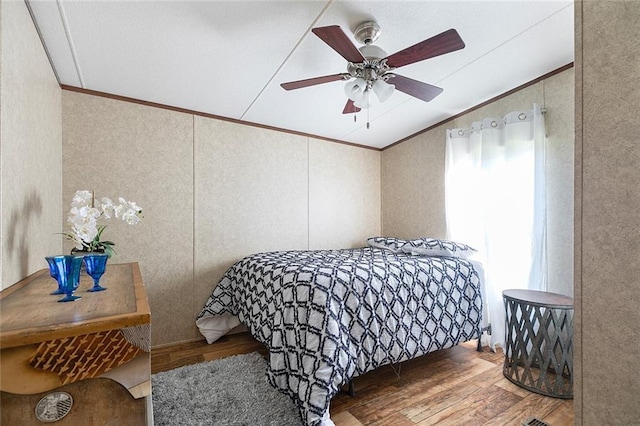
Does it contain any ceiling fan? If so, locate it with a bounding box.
[281,21,465,117]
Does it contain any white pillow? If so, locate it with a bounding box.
[401,238,476,259]
[366,237,407,253]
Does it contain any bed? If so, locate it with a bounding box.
[196,238,485,426]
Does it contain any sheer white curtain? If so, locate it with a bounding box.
[445,104,547,349]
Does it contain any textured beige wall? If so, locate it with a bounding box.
[63,92,194,345]
[575,1,640,424]
[193,117,309,333]
[544,69,575,297]
[63,93,381,346]
[0,1,62,289]
[381,69,574,297]
[309,139,381,249]
[382,127,447,239]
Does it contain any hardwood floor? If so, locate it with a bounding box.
[151,333,573,425]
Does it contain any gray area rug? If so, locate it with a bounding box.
[152,352,303,425]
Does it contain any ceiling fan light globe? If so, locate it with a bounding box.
[344,78,367,101]
[373,79,395,102]
[353,91,371,109]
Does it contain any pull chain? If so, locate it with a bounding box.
[366,100,370,129]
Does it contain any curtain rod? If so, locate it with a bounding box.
[448,106,547,137]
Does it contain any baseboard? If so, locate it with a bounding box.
[150,336,205,350]
[151,327,249,351]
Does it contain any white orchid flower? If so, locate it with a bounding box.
[114,204,125,218]
[70,206,99,224]
[117,198,143,222]
[71,190,93,207]
[67,206,81,222]
[87,207,101,219]
[127,200,142,213]
[66,230,86,250]
[101,197,116,219]
[65,191,143,253]
[73,222,99,243]
[122,209,141,225]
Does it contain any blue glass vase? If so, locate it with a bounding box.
[45,256,64,295]
[45,255,83,302]
[84,253,109,292]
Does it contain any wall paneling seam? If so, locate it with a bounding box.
[307,138,310,250]
[575,1,584,422]
[192,114,196,334]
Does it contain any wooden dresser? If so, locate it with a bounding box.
[0,262,152,425]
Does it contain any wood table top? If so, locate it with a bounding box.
[0,262,150,348]
[503,289,573,308]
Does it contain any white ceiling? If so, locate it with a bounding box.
[28,0,574,149]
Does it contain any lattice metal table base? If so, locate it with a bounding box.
[503,289,573,399]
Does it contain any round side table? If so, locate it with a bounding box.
[502,289,573,399]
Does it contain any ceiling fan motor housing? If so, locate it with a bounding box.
[359,44,388,61]
[354,21,381,45]
[352,21,390,83]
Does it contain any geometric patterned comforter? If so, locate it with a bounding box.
[197,247,483,426]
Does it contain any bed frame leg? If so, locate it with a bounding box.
[476,324,491,352]
[347,380,355,397]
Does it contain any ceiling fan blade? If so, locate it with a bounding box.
[312,25,365,63]
[281,73,347,91]
[342,99,361,114]
[385,29,465,68]
[386,74,443,102]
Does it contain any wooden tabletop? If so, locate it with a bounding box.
[503,289,573,308]
[0,262,150,348]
